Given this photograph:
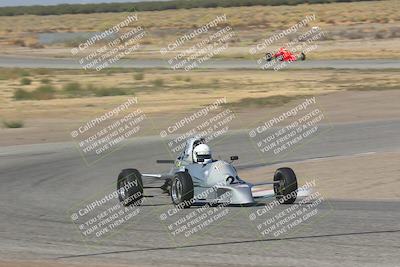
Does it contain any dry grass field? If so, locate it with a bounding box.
[1,67,399,118]
[0,0,399,59]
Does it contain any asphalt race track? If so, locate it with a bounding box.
[0,55,400,69]
[1,119,400,266]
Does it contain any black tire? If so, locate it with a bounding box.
[171,172,194,209]
[265,52,273,61]
[300,52,306,61]
[276,55,284,61]
[117,168,143,206]
[273,167,298,204]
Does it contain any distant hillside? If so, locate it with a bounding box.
[0,0,378,16]
[0,0,162,8]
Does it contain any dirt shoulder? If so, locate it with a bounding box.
[241,151,400,200]
[2,88,400,146]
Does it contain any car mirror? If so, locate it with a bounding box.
[230,156,239,161]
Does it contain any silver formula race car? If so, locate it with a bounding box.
[116,137,309,208]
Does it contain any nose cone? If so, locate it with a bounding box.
[208,161,237,185]
[217,184,255,205]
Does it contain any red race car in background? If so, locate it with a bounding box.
[266,47,306,62]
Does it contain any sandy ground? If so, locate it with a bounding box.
[1,89,400,146]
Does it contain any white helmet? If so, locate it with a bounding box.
[193,144,212,164]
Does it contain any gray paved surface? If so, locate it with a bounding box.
[0,56,399,69]
[1,120,400,266]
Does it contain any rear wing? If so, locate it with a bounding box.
[156,159,175,164]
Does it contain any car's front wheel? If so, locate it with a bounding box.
[299,52,306,61]
[171,172,194,208]
[273,167,298,204]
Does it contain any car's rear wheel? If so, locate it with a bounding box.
[171,172,194,208]
[300,52,306,61]
[117,168,143,206]
[273,167,298,204]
